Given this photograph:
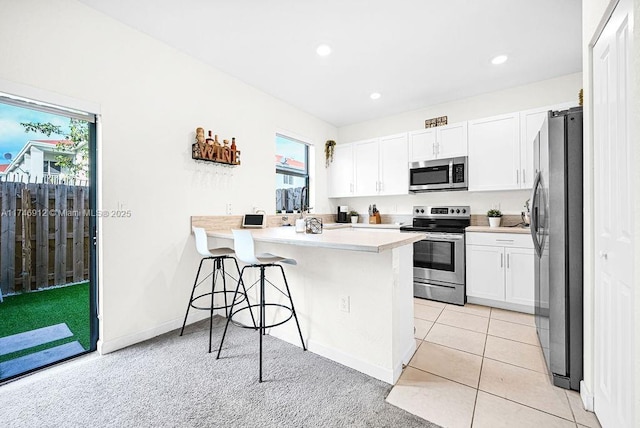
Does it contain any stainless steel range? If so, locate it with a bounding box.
[400,205,470,305]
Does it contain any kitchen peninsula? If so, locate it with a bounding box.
[191,217,424,384]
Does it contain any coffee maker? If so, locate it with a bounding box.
[337,206,349,223]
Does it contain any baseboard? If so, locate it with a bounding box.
[466,296,534,314]
[580,380,595,411]
[307,339,394,385]
[97,311,211,355]
[394,339,417,383]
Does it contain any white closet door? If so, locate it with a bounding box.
[593,0,635,426]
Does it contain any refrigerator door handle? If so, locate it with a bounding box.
[530,171,543,257]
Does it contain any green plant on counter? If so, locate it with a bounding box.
[487,209,503,218]
[349,210,359,217]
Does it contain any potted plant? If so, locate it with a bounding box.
[325,140,336,167]
[487,209,503,228]
[349,210,359,224]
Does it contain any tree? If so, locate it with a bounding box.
[20,118,88,180]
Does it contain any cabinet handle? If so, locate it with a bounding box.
[522,169,526,184]
[379,181,383,192]
[507,253,510,268]
[516,169,519,184]
[432,143,436,155]
[350,183,354,193]
[501,253,504,268]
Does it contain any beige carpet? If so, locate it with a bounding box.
[0,316,439,428]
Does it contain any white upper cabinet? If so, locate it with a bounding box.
[409,122,467,162]
[378,133,409,195]
[519,107,547,189]
[353,138,379,196]
[519,102,577,188]
[329,133,408,198]
[408,128,437,161]
[327,143,354,198]
[329,102,577,197]
[468,112,520,191]
[436,122,468,159]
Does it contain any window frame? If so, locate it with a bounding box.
[275,133,310,213]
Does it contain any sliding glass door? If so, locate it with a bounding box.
[0,95,98,382]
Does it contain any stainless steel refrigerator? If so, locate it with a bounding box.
[530,107,583,390]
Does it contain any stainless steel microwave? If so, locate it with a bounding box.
[409,156,468,192]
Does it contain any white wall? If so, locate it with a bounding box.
[334,73,583,216]
[29,147,44,182]
[582,0,640,423]
[0,0,337,352]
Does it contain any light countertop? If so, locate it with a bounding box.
[466,225,531,235]
[206,226,423,253]
[324,223,402,230]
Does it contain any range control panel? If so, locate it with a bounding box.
[413,205,470,218]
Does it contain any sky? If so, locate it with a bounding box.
[0,102,70,164]
[275,134,306,171]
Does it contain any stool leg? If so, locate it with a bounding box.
[180,257,206,336]
[220,258,229,318]
[216,265,246,360]
[277,264,306,351]
[231,257,257,329]
[259,265,266,383]
[209,258,218,353]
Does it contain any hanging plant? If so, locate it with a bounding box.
[325,140,336,167]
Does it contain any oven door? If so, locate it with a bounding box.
[413,233,464,285]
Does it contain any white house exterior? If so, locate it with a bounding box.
[2,139,86,184]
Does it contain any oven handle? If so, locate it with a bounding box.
[422,233,464,241]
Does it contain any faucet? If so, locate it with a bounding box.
[300,186,309,218]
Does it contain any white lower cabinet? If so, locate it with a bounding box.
[465,232,534,313]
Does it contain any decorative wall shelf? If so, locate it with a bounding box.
[192,127,241,166]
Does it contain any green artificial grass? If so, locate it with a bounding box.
[0,282,91,364]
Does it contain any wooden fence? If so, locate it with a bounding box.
[0,181,90,296]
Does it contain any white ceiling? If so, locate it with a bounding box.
[78,0,582,127]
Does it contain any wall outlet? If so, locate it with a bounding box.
[226,203,232,215]
[339,295,350,313]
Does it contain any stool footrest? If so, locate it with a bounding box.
[229,303,294,329]
[189,290,248,312]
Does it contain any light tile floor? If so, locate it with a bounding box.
[387,298,602,428]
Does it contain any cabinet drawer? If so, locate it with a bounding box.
[465,232,533,249]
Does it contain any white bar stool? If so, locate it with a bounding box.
[180,227,255,352]
[216,229,306,382]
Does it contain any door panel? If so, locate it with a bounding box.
[409,128,437,162]
[465,245,504,300]
[593,0,634,425]
[468,113,520,191]
[437,122,467,158]
[327,144,353,197]
[505,247,534,307]
[353,139,378,196]
[379,133,408,195]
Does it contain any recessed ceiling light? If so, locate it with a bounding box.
[370,92,381,100]
[316,44,332,56]
[491,55,508,65]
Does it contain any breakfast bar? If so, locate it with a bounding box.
[191,219,423,384]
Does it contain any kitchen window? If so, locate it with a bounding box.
[275,134,309,213]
